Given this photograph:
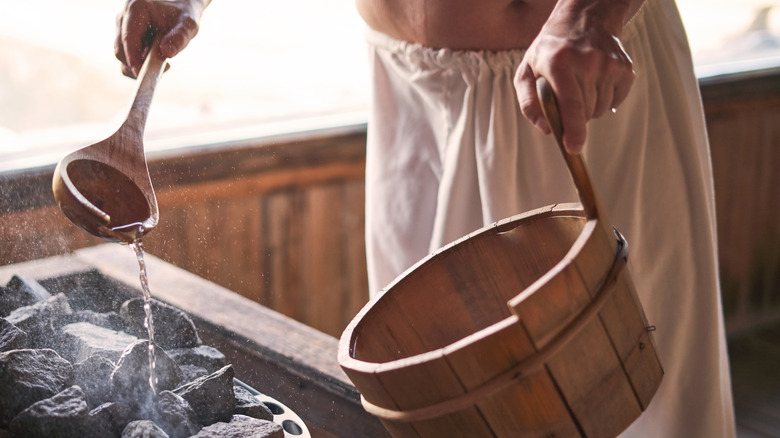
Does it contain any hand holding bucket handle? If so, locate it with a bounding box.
[536,77,604,221]
[338,76,663,438]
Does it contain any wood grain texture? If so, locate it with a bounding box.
[443,318,580,437]
[701,69,780,334]
[340,203,661,437]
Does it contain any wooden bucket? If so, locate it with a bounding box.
[338,79,663,437]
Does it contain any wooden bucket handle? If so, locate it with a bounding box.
[536,77,603,221]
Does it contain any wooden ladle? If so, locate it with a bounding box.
[52,43,167,243]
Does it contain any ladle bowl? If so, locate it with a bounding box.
[52,43,167,243]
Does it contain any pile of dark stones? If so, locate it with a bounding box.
[0,274,284,438]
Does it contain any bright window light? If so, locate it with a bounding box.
[1,0,778,171]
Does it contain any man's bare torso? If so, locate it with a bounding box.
[356,0,557,50]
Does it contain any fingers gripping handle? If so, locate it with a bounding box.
[536,77,603,221]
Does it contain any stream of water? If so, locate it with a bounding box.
[129,240,158,394]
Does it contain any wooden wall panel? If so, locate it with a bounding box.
[134,128,370,337]
[701,69,780,335]
[265,189,304,317]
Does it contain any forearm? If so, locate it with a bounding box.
[547,0,646,37]
[190,0,212,17]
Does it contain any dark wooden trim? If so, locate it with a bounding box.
[699,67,780,114]
[147,123,367,189]
[0,164,57,215]
[0,123,367,215]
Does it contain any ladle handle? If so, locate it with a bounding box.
[536,77,602,220]
[124,42,168,135]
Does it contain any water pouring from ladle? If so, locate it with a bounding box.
[52,42,167,243]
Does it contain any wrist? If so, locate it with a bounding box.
[182,0,211,19]
[550,0,635,36]
[196,0,211,12]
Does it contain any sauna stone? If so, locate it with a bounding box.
[60,321,139,363]
[167,345,227,374]
[5,293,72,349]
[39,269,126,314]
[120,298,201,349]
[0,275,52,316]
[122,420,170,438]
[191,414,283,438]
[179,364,209,383]
[173,365,236,426]
[73,355,116,408]
[88,402,134,437]
[152,390,200,438]
[8,385,89,438]
[111,340,184,408]
[0,318,26,352]
[0,272,304,437]
[234,385,274,421]
[0,348,74,427]
[61,310,125,332]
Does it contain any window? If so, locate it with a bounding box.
[679,0,780,77]
[1,0,778,171]
[0,0,369,171]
